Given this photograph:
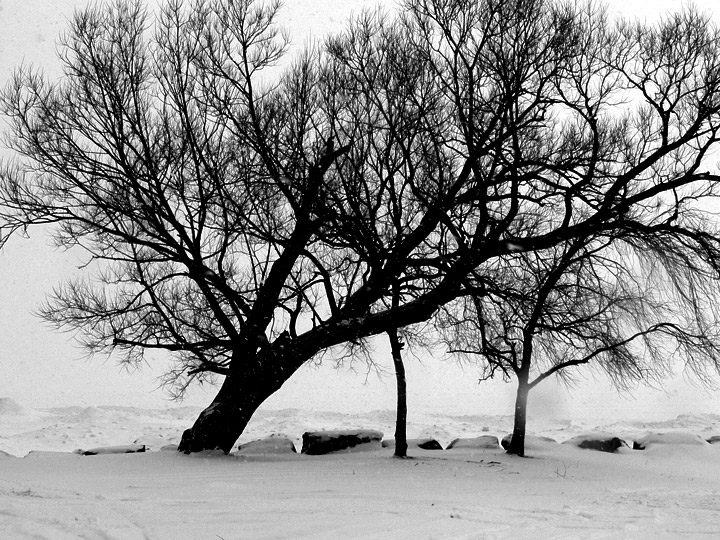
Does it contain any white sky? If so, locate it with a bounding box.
[1,0,719,421]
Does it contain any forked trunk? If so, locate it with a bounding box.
[178,351,294,454]
[388,329,408,458]
[506,374,530,457]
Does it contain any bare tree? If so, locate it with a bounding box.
[430,1,720,456]
[0,0,356,452]
[388,316,409,457]
[442,232,720,457]
[2,0,720,454]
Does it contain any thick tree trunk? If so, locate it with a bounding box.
[506,373,530,457]
[178,350,293,454]
[388,329,408,458]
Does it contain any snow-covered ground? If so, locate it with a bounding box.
[1,397,720,539]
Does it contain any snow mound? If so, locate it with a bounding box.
[446,435,500,450]
[635,431,710,449]
[0,397,25,416]
[236,434,297,455]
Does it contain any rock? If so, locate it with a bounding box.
[301,430,383,455]
[417,438,443,450]
[446,435,500,450]
[81,444,147,456]
[160,444,179,451]
[24,451,79,458]
[562,434,629,453]
[381,438,443,450]
[501,433,558,451]
[706,435,720,445]
[237,434,297,454]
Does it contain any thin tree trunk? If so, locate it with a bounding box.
[388,328,408,458]
[507,370,530,457]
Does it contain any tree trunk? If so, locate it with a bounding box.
[178,350,293,454]
[506,372,530,457]
[388,329,408,458]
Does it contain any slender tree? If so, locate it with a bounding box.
[387,280,410,458]
[2,0,720,453]
[442,233,720,457]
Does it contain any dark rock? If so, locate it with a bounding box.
[301,430,383,455]
[81,444,146,456]
[563,434,629,453]
[417,438,444,450]
[706,435,720,445]
[237,434,297,454]
[381,438,443,450]
[501,433,558,451]
[446,435,500,450]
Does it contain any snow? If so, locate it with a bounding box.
[1,401,720,539]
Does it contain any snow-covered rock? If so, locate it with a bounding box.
[237,434,297,454]
[446,435,500,450]
[0,449,15,458]
[301,430,383,455]
[79,444,147,456]
[24,451,80,458]
[381,438,443,450]
[562,434,629,453]
[500,434,558,451]
[634,432,710,450]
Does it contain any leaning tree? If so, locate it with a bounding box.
[2,0,720,453]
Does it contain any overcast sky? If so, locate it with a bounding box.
[1,0,719,420]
